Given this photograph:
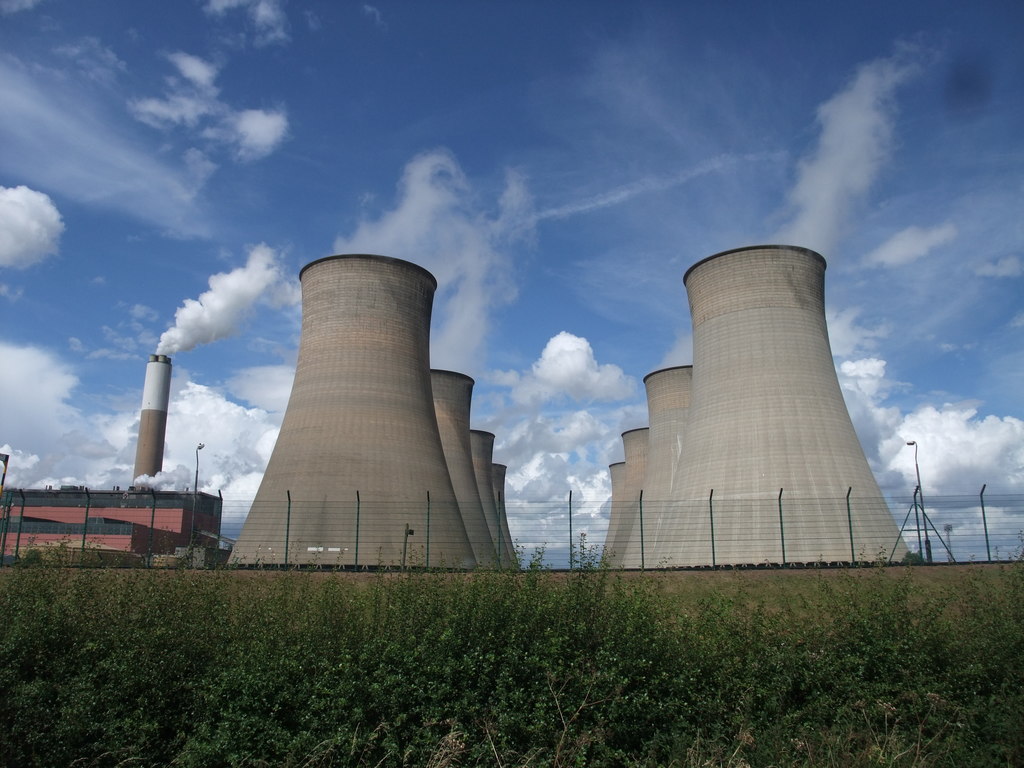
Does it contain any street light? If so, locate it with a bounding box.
[906,440,932,563]
[191,443,205,553]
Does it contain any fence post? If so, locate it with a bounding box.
[638,489,645,571]
[14,489,25,562]
[846,487,855,564]
[354,491,360,569]
[148,489,157,567]
[80,488,92,565]
[980,484,991,562]
[284,490,291,568]
[0,490,9,565]
[778,488,786,565]
[568,489,573,571]
[426,491,431,570]
[709,489,716,568]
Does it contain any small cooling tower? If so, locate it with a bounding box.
[469,430,503,562]
[671,245,906,565]
[617,427,649,569]
[490,463,517,567]
[132,354,172,483]
[603,461,627,566]
[641,366,692,566]
[233,255,475,567]
[432,370,496,566]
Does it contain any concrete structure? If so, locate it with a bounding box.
[432,370,496,566]
[614,427,649,568]
[670,245,907,565]
[469,430,505,565]
[132,354,172,482]
[603,461,626,566]
[233,255,475,568]
[490,463,517,567]
[641,366,693,565]
[0,487,222,565]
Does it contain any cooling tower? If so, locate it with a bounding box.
[641,366,692,565]
[233,255,475,568]
[672,245,907,565]
[490,463,517,567]
[603,461,626,566]
[431,370,496,566]
[132,354,172,483]
[616,427,649,569]
[469,430,503,563]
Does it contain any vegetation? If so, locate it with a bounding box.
[0,555,1021,767]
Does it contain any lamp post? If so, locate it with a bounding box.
[906,440,932,563]
[191,443,205,553]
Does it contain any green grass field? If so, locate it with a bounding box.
[1,559,1021,767]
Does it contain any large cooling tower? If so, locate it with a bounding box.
[233,255,475,568]
[616,427,649,569]
[469,430,503,563]
[671,245,906,565]
[132,354,172,483]
[641,366,692,565]
[431,370,496,566]
[490,463,517,567]
[603,461,626,566]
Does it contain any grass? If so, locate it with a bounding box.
[0,557,1021,767]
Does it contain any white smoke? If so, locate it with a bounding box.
[775,48,920,256]
[156,243,297,355]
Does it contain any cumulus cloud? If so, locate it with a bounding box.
[204,0,290,45]
[505,332,636,406]
[333,150,534,374]
[863,223,957,268]
[157,243,297,355]
[0,185,64,269]
[130,51,289,162]
[226,364,295,413]
[775,48,920,256]
[975,255,1022,278]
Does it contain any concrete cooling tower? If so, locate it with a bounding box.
[615,427,649,569]
[490,463,517,567]
[132,354,172,483]
[670,245,907,565]
[603,461,626,566]
[431,370,496,566]
[641,366,692,565]
[469,430,505,564]
[233,255,475,568]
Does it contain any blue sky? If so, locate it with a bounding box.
[1,0,1022,550]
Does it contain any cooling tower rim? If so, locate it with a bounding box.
[621,426,649,438]
[300,254,438,288]
[470,428,496,439]
[609,461,626,468]
[683,244,825,285]
[642,364,693,384]
[430,369,475,385]
[492,462,508,470]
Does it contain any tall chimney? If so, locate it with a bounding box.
[132,354,172,483]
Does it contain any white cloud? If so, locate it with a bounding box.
[0,185,64,268]
[333,150,533,374]
[826,306,891,358]
[226,364,294,413]
[0,343,82,460]
[229,108,289,161]
[54,38,127,86]
[0,0,43,14]
[863,223,957,268]
[157,243,298,355]
[362,4,386,30]
[975,255,1022,278]
[204,0,289,45]
[775,48,920,256]
[130,52,289,163]
[509,331,636,406]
